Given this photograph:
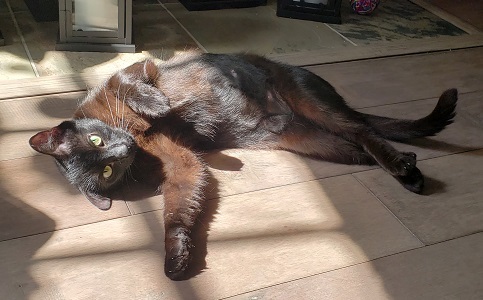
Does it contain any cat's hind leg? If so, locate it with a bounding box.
[277,127,376,165]
[354,131,424,193]
[279,70,424,192]
[277,126,424,193]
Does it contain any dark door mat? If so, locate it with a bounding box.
[426,0,483,31]
[24,0,59,22]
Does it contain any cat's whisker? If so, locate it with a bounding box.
[121,96,125,129]
[128,121,135,133]
[121,85,133,130]
[126,166,137,182]
[115,84,124,129]
[103,87,116,128]
[76,98,87,118]
[102,113,114,127]
[124,120,132,132]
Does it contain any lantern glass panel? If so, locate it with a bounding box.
[72,0,118,32]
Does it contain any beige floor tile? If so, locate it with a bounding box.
[132,5,200,58]
[0,92,82,161]
[354,149,483,244]
[0,12,36,80]
[0,155,131,241]
[165,2,353,55]
[13,11,143,77]
[306,47,483,108]
[231,232,483,300]
[13,6,198,77]
[127,149,375,214]
[0,175,421,300]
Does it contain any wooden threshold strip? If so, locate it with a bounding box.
[270,34,483,66]
[0,72,111,102]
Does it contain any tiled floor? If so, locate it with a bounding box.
[1,0,483,299]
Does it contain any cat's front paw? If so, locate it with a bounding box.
[387,152,417,176]
[164,227,193,280]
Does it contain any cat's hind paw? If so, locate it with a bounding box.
[387,152,417,176]
[394,166,424,194]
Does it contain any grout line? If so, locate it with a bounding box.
[155,0,208,53]
[298,44,483,68]
[124,201,134,215]
[5,0,40,77]
[324,23,358,46]
[0,214,133,243]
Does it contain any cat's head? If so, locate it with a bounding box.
[29,118,137,210]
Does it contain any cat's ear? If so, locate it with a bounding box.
[123,59,159,85]
[109,60,170,118]
[83,189,112,211]
[29,122,73,158]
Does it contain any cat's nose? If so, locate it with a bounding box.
[111,144,129,159]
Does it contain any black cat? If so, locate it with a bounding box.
[30,52,457,280]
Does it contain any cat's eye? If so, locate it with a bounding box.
[103,165,113,179]
[89,134,104,147]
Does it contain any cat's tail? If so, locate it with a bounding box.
[360,88,458,142]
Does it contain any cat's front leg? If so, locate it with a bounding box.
[155,137,207,280]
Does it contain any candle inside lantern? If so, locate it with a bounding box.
[72,0,119,32]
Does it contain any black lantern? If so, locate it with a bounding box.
[277,0,343,24]
[56,0,135,53]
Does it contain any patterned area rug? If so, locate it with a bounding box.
[330,0,465,44]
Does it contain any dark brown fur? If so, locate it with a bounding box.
[30,52,458,280]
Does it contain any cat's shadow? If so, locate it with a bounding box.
[405,138,477,153]
[421,175,447,195]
